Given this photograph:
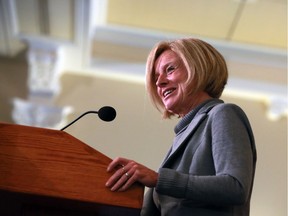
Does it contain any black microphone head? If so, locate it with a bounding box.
[98,106,116,122]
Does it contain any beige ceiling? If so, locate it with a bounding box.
[106,0,287,49]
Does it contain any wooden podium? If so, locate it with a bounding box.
[0,122,144,216]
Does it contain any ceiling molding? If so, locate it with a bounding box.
[225,78,287,121]
[93,24,287,69]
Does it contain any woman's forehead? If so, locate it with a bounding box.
[154,50,180,70]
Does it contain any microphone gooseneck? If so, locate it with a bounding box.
[60,106,116,131]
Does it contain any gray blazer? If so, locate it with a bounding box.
[141,99,257,216]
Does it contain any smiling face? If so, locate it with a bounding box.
[154,50,189,116]
[154,49,212,117]
[146,38,227,118]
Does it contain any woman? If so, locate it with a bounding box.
[105,38,257,216]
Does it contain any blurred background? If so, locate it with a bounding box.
[0,0,287,215]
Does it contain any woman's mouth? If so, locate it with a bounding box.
[163,88,175,98]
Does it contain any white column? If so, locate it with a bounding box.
[12,37,72,129]
[26,37,62,102]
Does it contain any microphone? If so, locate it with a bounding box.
[60,106,116,131]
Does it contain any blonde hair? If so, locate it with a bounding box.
[146,38,228,118]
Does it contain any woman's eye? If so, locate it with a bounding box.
[167,65,175,73]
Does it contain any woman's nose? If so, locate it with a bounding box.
[156,73,168,87]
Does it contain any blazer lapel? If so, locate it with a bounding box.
[161,113,207,167]
[161,99,223,167]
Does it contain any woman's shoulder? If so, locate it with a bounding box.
[196,99,249,121]
[208,101,250,124]
[211,102,246,114]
